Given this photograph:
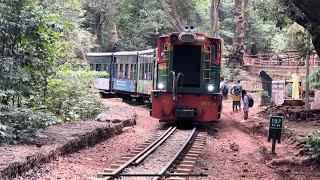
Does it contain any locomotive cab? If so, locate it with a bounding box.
[151,27,222,123]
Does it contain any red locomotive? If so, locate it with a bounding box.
[151,26,222,123]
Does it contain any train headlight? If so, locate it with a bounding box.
[207,84,214,92]
[179,32,196,43]
[157,83,165,90]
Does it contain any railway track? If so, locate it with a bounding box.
[94,126,207,180]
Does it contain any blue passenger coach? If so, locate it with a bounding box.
[86,49,156,101]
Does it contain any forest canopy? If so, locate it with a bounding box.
[1,0,319,144]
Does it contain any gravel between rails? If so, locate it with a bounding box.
[120,129,192,180]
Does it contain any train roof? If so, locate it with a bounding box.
[85,49,155,57]
[86,52,113,57]
[159,32,220,40]
[113,49,155,56]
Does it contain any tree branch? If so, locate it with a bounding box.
[157,0,180,31]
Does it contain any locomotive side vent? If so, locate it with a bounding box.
[173,45,201,88]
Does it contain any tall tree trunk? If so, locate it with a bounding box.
[170,0,185,31]
[95,13,104,52]
[232,0,245,65]
[284,0,320,57]
[157,0,185,31]
[242,0,251,53]
[305,55,310,110]
[243,0,250,35]
[210,0,220,37]
[108,22,119,43]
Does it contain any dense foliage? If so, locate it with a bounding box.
[0,0,105,144]
[299,131,320,160]
[220,67,241,83]
[1,0,319,144]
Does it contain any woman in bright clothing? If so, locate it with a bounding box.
[241,89,249,123]
[230,80,242,111]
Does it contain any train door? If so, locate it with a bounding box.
[110,55,116,92]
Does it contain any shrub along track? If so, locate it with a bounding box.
[95,126,207,180]
[0,98,139,180]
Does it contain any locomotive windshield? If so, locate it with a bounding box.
[172,45,201,88]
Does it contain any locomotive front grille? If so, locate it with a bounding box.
[172,45,201,88]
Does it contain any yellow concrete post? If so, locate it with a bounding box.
[292,73,300,100]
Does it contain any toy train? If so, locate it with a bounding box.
[86,49,155,102]
[86,28,222,123]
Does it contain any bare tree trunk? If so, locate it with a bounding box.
[157,0,179,31]
[210,0,220,37]
[95,13,104,52]
[243,0,250,34]
[242,0,251,54]
[305,56,310,110]
[232,0,245,65]
[171,0,185,31]
[108,22,119,43]
[157,0,185,31]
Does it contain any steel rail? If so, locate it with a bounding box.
[133,126,177,164]
[101,126,176,179]
[151,127,197,180]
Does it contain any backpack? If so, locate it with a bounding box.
[248,96,254,107]
[233,86,241,96]
[222,86,228,96]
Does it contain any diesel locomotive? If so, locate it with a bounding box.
[151,27,222,123]
[86,27,222,123]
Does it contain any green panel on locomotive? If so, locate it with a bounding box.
[151,28,222,123]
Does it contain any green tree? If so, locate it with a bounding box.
[0,0,104,144]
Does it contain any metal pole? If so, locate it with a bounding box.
[305,56,310,110]
[271,135,276,154]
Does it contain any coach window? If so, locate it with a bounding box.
[90,64,94,70]
[129,64,132,79]
[148,63,152,80]
[133,64,136,79]
[119,64,123,78]
[125,64,129,78]
[116,64,119,78]
[114,64,118,78]
[144,63,148,80]
[106,64,110,72]
[96,64,101,71]
[211,45,217,60]
[141,62,144,80]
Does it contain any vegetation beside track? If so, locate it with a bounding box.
[299,130,320,160]
[0,1,106,144]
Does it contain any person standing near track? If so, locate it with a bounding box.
[241,89,249,122]
[230,80,242,111]
[220,77,228,99]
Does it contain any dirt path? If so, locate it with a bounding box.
[192,95,320,180]
[15,99,160,180]
[195,118,282,180]
[14,98,320,180]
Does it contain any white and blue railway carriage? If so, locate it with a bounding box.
[86,49,156,101]
[86,52,113,93]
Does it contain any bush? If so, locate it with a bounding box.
[309,69,320,89]
[221,67,241,82]
[0,108,60,144]
[0,68,107,144]
[46,68,107,122]
[298,130,320,159]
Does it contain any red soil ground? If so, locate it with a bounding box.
[14,97,320,180]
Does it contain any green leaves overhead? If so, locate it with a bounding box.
[0,0,103,144]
